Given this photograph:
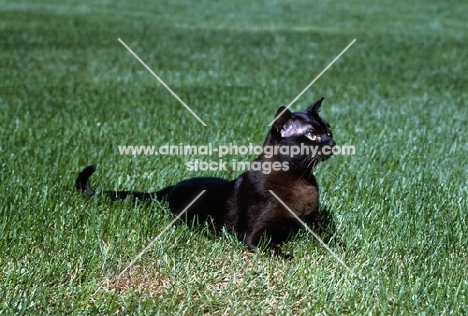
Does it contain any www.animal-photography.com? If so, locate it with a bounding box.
[2,0,467,314]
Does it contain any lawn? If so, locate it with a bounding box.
[1,0,467,314]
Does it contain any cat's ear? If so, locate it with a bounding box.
[273,106,292,135]
[306,97,324,114]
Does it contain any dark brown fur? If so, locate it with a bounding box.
[76,98,335,251]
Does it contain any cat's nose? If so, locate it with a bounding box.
[322,135,335,147]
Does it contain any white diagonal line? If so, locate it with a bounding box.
[268,39,356,126]
[269,190,357,277]
[118,38,207,126]
[116,190,206,279]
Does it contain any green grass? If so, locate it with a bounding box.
[1,0,467,314]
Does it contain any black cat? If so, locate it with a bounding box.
[76,98,336,251]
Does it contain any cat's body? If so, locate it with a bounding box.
[76,98,335,250]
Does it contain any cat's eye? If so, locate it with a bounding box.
[305,132,317,141]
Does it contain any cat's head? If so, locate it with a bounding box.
[264,97,336,170]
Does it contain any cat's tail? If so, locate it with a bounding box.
[76,165,98,198]
[75,165,158,202]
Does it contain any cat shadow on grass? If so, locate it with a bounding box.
[186,204,342,260]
